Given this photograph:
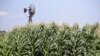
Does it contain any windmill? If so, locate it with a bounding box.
[24,4,35,23]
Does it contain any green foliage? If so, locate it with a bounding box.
[0,23,100,56]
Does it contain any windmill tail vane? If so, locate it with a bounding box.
[24,8,27,13]
[24,4,35,23]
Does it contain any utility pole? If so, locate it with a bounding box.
[24,4,35,23]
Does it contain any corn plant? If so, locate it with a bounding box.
[0,23,99,56]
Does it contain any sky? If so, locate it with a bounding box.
[0,0,100,31]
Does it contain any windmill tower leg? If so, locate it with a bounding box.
[29,16,32,23]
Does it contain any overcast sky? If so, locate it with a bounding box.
[0,0,100,31]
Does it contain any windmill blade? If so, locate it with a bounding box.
[29,4,35,11]
[24,8,27,13]
[33,5,35,11]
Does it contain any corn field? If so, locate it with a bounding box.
[0,23,100,56]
